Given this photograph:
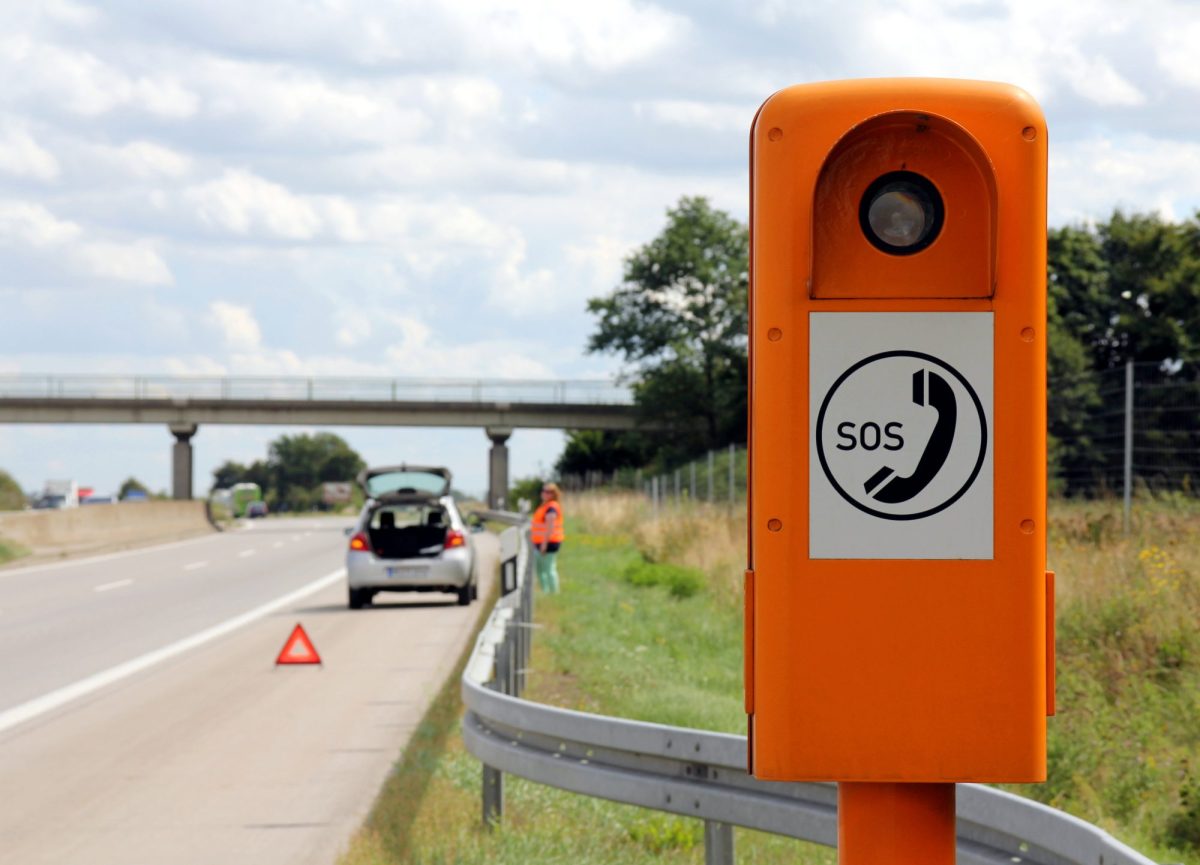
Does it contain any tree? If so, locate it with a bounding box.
[118,477,151,500]
[210,461,248,491]
[0,469,25,511]
[266,432,365,511]
[556,430,655,477]
[587,196,749,459]
[210,434,364,510]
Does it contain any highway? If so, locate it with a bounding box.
[0,517,497,864]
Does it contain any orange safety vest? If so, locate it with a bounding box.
[531,500,565,544]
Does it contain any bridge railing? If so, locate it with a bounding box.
[0,374,633,405]
[462,509,1158,865]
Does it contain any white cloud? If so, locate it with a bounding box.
[335,313,372,348]
[0,201,80,246]
[41,0,100,27]
[109,140,193,179]
[449,0,689,72]
[1158,17,1200,90]
[0,36,200,119]
[185,169,324,240]
[76,241,173,285]
[383,313,553,378]
[0,200,172,285]
[633,100,752,133]
[208,301,262,351]
[199,58,432,146]
[0,123,59,180]
[1049,133,1200,223]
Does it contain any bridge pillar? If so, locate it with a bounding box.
[486,427,512,509]
[169,423,197,500]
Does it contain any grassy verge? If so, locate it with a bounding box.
[341,494,1200,864]
[0,536,29,566]
[338,505,830,865]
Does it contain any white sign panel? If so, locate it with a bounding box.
[810,312,993,559]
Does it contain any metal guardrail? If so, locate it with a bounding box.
[0,374,633,405]
[461,511,1158,865]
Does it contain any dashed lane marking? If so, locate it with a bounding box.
[0,568,346,736]
[94,579,133,593]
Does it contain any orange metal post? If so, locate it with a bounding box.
[838,782,956,864]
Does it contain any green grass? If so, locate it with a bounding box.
[339,517,833,865]
[1023,498,1200,862]
[0,537,29,566]
[343,494,1200,865]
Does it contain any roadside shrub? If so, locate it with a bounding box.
[627,815,702,853]
[1167,769,1200,851]
[0,468,25,511]
[622,557,703,599]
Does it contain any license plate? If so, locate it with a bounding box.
[386,565,429,578]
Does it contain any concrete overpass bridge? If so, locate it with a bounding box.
[0,374,638,506]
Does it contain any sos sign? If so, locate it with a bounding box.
[745,80,1052,784]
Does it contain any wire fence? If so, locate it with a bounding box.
[1053,360,1200,499]
[560,443,748,511]
[560,361,1200,528]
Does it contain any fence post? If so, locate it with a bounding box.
[482,634,511,827]
[704,820,734,865]
[690,461,697,502]
[728,443,736,507]
[707,450,715,502]
[674,469,680,506]
[1123,360,1133,534]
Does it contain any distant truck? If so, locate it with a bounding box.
[36,479,79,509]
[230,482,263,518]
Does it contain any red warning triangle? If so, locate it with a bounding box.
[275,623,322,666]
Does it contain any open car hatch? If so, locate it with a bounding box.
[356,465,452,500]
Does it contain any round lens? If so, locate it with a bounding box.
[859,172,943,255]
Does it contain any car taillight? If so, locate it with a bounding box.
[444,529,465,549]
[349,532,369,552]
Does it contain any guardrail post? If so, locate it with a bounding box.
[482,638,510,828]
[704,820,734,865]
[481,759,504,828]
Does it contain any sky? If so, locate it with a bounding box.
[2,0,1199,499]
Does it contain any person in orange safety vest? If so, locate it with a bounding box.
[531,482,565,593]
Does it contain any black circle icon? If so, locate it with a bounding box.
[815,350,987,521]
[859,171,944,255]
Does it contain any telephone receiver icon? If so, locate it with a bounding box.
[863,368,957,504]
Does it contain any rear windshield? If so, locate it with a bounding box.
[369,504,448,529]
[364,471,447,499]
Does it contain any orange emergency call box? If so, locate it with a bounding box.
[746,79,1051,783]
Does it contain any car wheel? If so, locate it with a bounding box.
[348,587,366,609]
[456,581,472,606]
[470,580,479,601]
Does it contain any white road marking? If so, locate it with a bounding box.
[183,561,208,571]
[238,549,256,558]
[0,533,218,580]
[94,579,133,593]
[0,568,346,736]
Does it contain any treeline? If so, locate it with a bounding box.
[565,199,1200,496]
[212,432,365,511]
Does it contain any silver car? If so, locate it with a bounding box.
[345,465,477,609]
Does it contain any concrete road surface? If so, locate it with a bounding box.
[0,517,496,864]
